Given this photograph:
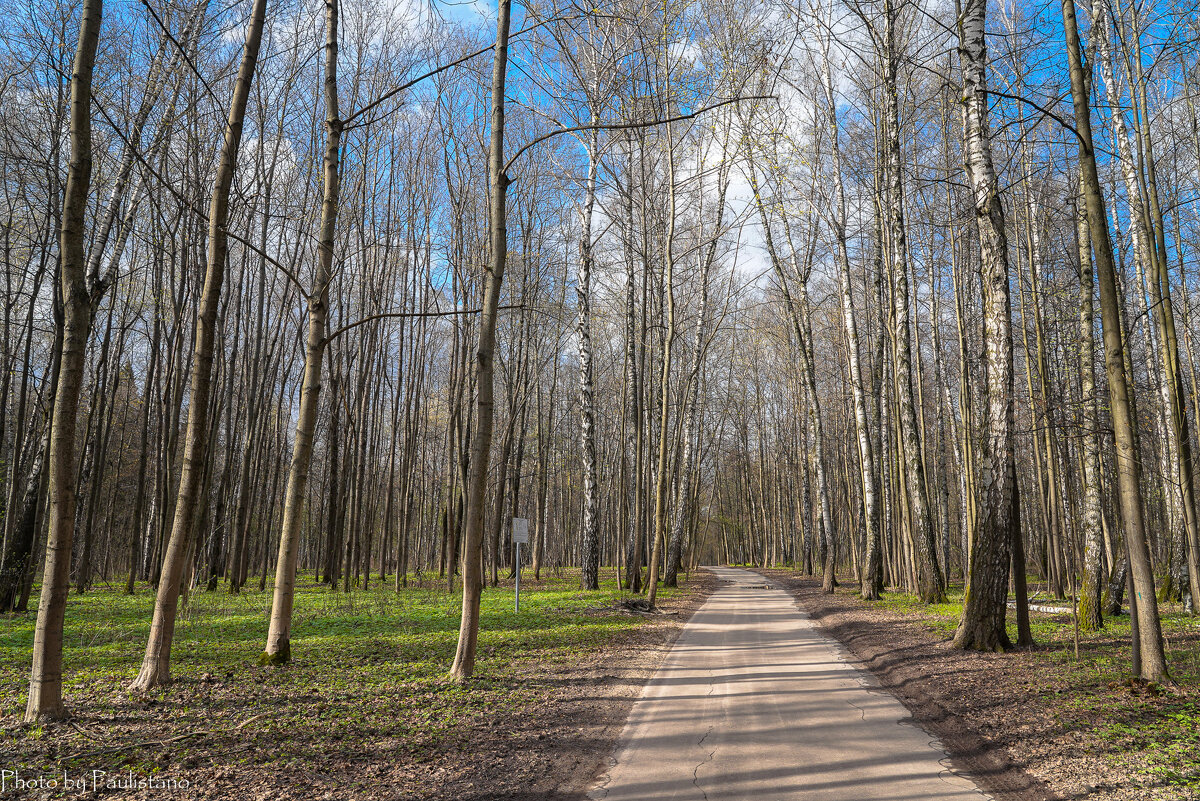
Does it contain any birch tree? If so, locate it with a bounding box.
[879,0,945,603]
[815,23,881,601]
[952,0,1018,652]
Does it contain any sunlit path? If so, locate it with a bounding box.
[590,567,991,801]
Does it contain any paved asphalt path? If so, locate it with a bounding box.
[588,567,991,801]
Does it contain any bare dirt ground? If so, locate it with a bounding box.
[760,569,1200,801]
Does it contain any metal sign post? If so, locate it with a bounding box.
[512,518,529,612]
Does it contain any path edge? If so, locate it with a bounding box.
[756,569,1063,801]
[578,568,724,800]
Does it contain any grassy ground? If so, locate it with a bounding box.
[0,569,696,798]
[871,580,1200,796]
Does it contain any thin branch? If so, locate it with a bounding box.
[986,89,1084,144]
[503,96,777,174]
[133,0,221,107]
[323,304,525,344]
[343,16,575,129]
[91,98,309,297]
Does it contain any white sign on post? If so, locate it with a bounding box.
[513,518,530,612]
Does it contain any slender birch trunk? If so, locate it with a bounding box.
[745,140,835,594]
[1075,184,1106,631]
[665,143,727,586]
[883,0,945,603]
[819,49,881,600]
[646,120,678,610]
[622,138,643,592]
[577,122,601,591]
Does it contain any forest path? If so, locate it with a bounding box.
[587,567,992,801]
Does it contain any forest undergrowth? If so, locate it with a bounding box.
[0,570,705,799]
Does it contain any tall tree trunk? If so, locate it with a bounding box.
[745,152,834,594]
[819,51,881,601]
[449,0,510,681]
[666,145,727,587]
[577,123,601,591]
[1061,0,1168,682]
[1128,22,1200,609]
[647,121,680,609]
[25,0,103,721]
[882,0,945,603]
[1075,182,1106,631]
[953,0,1018,652]
[1093,0,1198,608]
[131,0,269,691]
[263,0,342,664]
[622,146,643,592]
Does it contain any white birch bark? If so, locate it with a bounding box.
[953,0,1018,651]
[882,0,945,603]
[577,121,601,591]
[1075,182,1105,631]
[818,44,881,600]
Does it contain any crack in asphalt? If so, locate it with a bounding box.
[691,659,720,801]
[846,698,869,721]
[691,727,717,801]
[933,743,994,799]
[586,755,616,800]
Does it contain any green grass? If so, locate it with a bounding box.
[0,569,692,785]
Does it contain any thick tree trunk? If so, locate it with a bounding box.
[953,0,1018,652]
